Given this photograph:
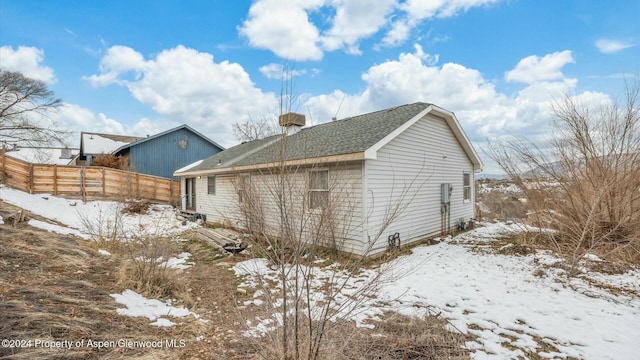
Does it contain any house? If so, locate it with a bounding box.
[78,132,143,166]
[174,103,483,256]
[79,125,225,179]
[2,145,79,165]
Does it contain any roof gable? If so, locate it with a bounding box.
[113,124,224,153]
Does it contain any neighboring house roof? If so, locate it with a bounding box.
[113,124,224,154]
[81,132,143,155]
[176,102,483,176]
[3,146,79,165]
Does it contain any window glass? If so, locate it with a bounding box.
[207,176,216,195]
[309,170,329,209]
[463,173,471,201]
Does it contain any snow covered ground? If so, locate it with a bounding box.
[0,185,197,239]
[234,223,640,360]
[2,185,639,358]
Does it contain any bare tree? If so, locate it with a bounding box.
[487,79,640,266]
[225,67,435,358]
[0,68,68,146]
[232,63,301,142]
[234,158,430,359]
[232,115,280,142]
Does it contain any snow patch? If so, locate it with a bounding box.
[28,219,90,239]
[110,289,194,327]
[98,249,111,256]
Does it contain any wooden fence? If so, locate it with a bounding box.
[1,147,180,204]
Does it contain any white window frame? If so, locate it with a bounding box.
[308,169,329,210]
[207,175,216,195]
[237,174,250,203]
[463,172,472,202]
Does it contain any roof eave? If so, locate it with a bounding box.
[174,152,365,177]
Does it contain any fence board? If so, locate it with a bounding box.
[0,149,179,204]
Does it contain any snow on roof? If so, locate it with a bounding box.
[174,159,203,174]
[4,147,79,165]
[82,133,133,154]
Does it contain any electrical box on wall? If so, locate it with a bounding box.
[441,183,452,204]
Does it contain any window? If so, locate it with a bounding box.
[207,176,216,195]
[309,170,329,209]
[238,174,250,203]
[463,172,471,202]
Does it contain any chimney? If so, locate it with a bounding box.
[60,146,71,159]
[279,112,305,135]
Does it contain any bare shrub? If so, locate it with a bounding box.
[91,153,130,170]
[476,179,528,221]
[121,199,151,214]
[116,235,188,300]
[77,202,126,252]
[233,143,430,359]
[78,200,189,300]
[488,79,640,266]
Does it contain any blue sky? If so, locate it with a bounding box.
[1,0,638,173]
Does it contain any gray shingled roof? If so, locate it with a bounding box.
[181,102,432,173]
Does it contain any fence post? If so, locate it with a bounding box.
[170,180,174,204]
[102,168,106,198]
[28,163,34,194]
[81,167,86,202]
[1,143,5,184]
[136,173,140,199]
[53,164,58,196]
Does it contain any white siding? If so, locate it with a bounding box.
[193,174,245,226]
[190,162,364,253]
[364,114,475,255]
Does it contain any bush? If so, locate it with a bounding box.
[91,153,129,170]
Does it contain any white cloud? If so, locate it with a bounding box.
[239,0,325,60]
[402,0,499,19]
[381,19,411,47]
[304,46,596,145]
[86,45,279,147]
[0,45,56,83]
[55,103,125,136]
[382,0,499,47]
[239,0,501,59]
[595,38,635,54]
[259,63,308,79]
[53,103,183,147]
[84,45,147,87]
[320,0,396,55]
[505,50,575,84]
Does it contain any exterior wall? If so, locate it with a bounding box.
[364,113,475,255]
[128,128,222,179]
[190,162,364,253]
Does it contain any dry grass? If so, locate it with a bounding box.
[115,236,189,301]
[247,312,472,360]
[0,220,149,359]
[0,200,250,359]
